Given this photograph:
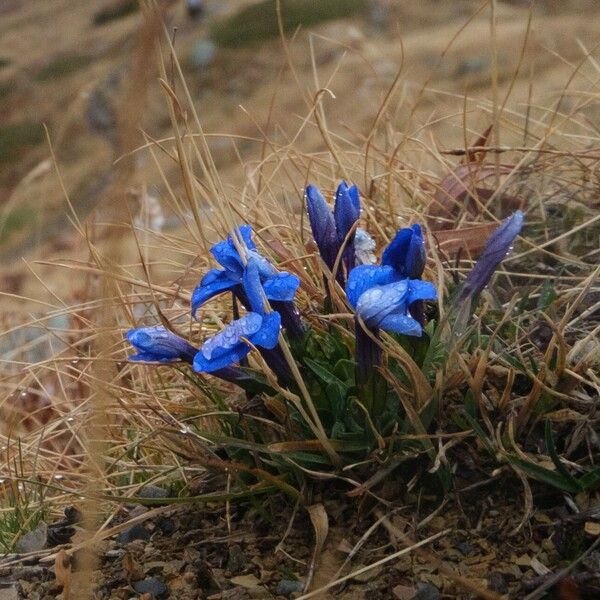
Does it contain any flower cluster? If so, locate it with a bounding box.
[125,181,523,409]
[126,225,300,377]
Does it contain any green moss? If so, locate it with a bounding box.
[92,0,139,26]
[210,0,368,48]
[0,121,44,164]
[35,54,94,82]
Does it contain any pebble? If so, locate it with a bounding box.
[488,572,509,594]
[15,522,47,553]
[411,583,441,600]
[138,485,168,499]
[0,587,19,600]
[226,544,248,574]
[455,541,475,556]
[276,579,304,595]
[133,577,168,598]
[117,523,150,544]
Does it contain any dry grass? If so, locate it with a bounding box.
[0,1,599,596]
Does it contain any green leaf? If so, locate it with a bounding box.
[459,411,495,455]
[505,454,583,493]
[544,420,582,491]
[326,382,347,421]
[537,280,557,311]
[333,359,355,386]
[304,357,346,388]
[578,468,600,490]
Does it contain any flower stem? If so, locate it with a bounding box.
[355,319,386,417]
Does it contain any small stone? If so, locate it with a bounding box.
[226,544,248,574]
[0,587,19,600]
[15,522,48,553]
[487,572,508,594]
[128,505,149,519]
[411,583,441,600]
[230,574,260,588]
[455,541,475,556]
[133,577,168,598]
[138,485,168,500]
[157,517,176,536]
[117,523,150,544]
[276,580,304,595]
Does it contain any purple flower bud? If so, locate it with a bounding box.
[460,211,523,300]
[306,184,338,272]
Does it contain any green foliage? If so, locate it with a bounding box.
[35,54,94,82]
[0,452,47,553]
[210,0,368,48]
[0,121,44,164]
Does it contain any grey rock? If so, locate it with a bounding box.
[117,523,150,544]
[138,485,168,499]
[15,522,47,554]
[487,572,509,594]
[133,577,168,597]
[226,544,247,574]
[0,587,19,600]
[276,580,304,595]
[455,541,475,556]
[412,583,441,600]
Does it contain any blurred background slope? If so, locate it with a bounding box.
[0,0,598,321]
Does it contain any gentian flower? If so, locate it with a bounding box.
[126,326,197,363]
[459,211,524,301]
[346,265,437,337]
[306,181,361,283]
[344,224,437,404]
[125,325,271,388]
[191,225,299,316]
[381,224,426,279]
[193,312,281,373]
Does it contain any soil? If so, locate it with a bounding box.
[1,482,599,599]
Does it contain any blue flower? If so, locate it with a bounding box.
[381,224,426,279]
[191,225,300,316]
[126,326,198,363]
[306,181,361,280]
[193,312,281,373]
[346,265,437,337]
[460,211,523,300]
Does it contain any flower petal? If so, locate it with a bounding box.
[345,264,399,308]
[193,344,250,373]
[242,258,266,313]
[334,180,360,244]
[407,280,438,304]
[200,313,263,360]
[378,313,423,336]
[355,280,409,327]
[191,268,238,316]
[126,326,197,363]
[263,272,300,302]
[382,224,426,278]
[210,225,256,273]
[248,311,281,349]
